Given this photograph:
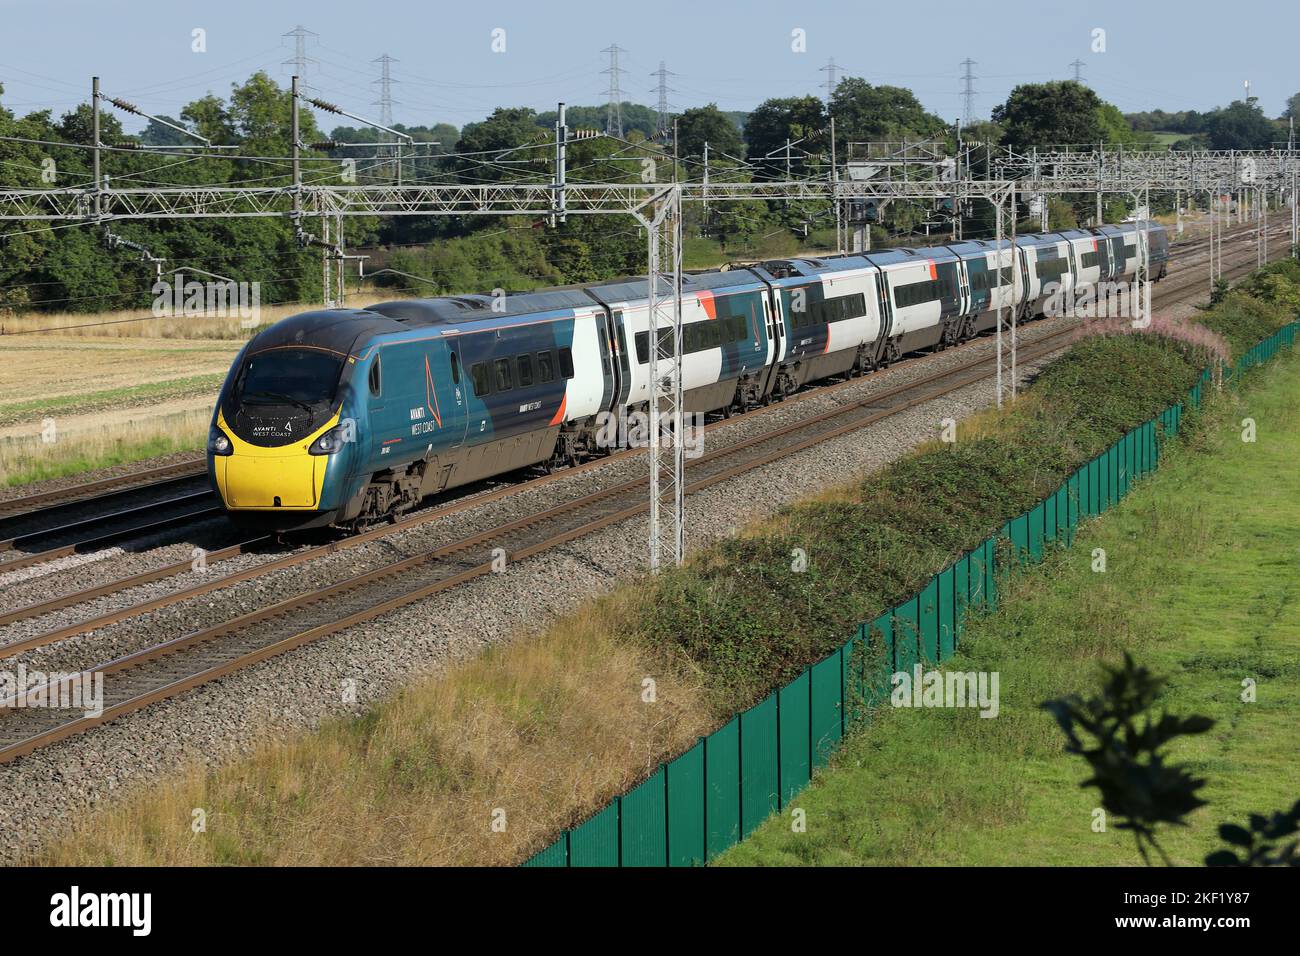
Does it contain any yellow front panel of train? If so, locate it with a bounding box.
[214,409,336,510]
[218,454,321,508]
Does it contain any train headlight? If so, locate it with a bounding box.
[309,424,347,456]
[208,427,233,456]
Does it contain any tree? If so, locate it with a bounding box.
[139,115,190,147]
[830,78,948,146]
[535,103,660,140]
[959,119,1003,148]
[993,81,1105,150]
[675,103,742,163]
[1045,654,1300,867]
[1284,92,1300,124]
[453,107,546,183]
[743,95,827,178]
[181,94,235,145]
[228,71,316,156]
[1203,100,1277,150]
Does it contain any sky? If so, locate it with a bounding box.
[0,0,1295,135]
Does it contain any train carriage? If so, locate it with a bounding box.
[935,238,1018,337]
[208,220,1170,529]
[753,255,884,394]
[865,246,962,359]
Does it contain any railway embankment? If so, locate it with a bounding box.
[723,336,1300,866]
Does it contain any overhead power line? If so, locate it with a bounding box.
[601,44,627,138]
[820,57,839,103]
[650,61,677,138]
[281,25,319,83]
[960,58,978,128]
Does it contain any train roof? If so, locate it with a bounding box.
[862,245,959,267]
[247,308,405,357]
[586,268,766,304]
[942,239,1006,256]
[757,255,875,278]
[366,289,595,327]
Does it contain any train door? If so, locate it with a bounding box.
[593,321,615,413]
[594,308,622,414]
[1017,246,1032,314]
[759,284,784,396]
[872,265,894,365]
[422,337,468,454]
[956,257,972,318]
[1095,234,1112,280]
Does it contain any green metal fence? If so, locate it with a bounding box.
[524,320,1300,868]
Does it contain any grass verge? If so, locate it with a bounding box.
[0,408,209,486]
[38,593,713,866]
[719,350,1300,866]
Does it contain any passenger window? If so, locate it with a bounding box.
[470,362,490,397]
[536,350,555,382]
[635,331,649,363]
[558,346,574,379]
[369,356,382,396]
[517,354,534,387]
[494,357,513,391]
[449,350,460,385]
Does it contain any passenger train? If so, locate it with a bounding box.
[207,222,1169,529]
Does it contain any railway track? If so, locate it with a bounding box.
[0,218,1274,577]
[0,223,1288,765]
[0,318,1088,762]
[0,469,219,574]
[1,222,1284,636]
[0,457,205,519]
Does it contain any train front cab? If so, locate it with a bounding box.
[209,339,362,529]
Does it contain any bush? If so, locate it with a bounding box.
[639,284,1294,715]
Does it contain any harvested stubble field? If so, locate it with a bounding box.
[0,332,240,485]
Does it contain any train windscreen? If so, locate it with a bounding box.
[235,348,344,408]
